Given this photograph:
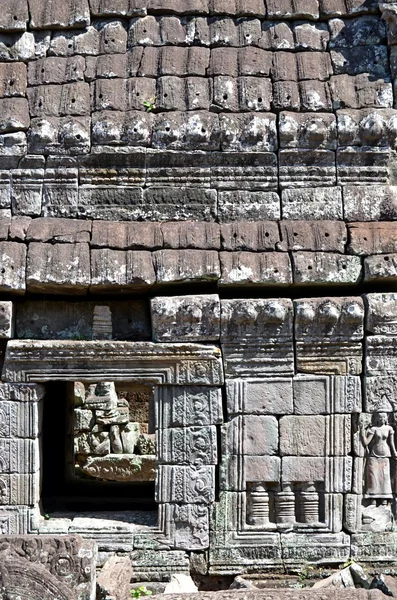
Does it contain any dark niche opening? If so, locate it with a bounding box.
[41,381,156,513]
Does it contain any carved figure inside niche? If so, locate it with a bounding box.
[362,412,396,504]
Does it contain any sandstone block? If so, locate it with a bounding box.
[331,46,389,79]
[0,63,26,97]
[365,293,397,336]
[347,222,397,255]
[153,111,220,151]
[365,375,397,411]
[238,77,273,112]
[292,252,362,285]
[90,249,155,292]
[337,108,397,147]
[282,456,325,483]
[50,22,127,56]
[162,222,219,250]
[227,378,293,416]
[223,415,278,456]
[219,251,292,286]
[29,0,90,29]
[26,217,91,243]
[91,221,162,250]
[11,168,43,216]
[293,375,362,414]
[279,112,336,149]
[330,73,393,110]
[364,254,397,283]
[153,250,220,284]
[151,294,220,342]
[0,302,14,338]
[337,146,389,186]
[218,191,280,221]
[77,186,144,220]
[97,556,133,600]
[28,56,85,85]
[279,150,336,189]
[220,113,277,152]
[0,242,26,294]
[266,0,319,19]
[42,168,79,217]
[280,415,326,456]
[27,83,90,116]
[144,188,217,221]
[90,0,145,17]
[92,110,153,146]
[293,22,329,50]
[27,242,90,294]
[343,186,397,221]
[158,425,217,465]
[9,215,31,241]
[278,220,346,252]
[212,152,278,191]
[0,0,29,31]
[320,0,378,18]
[0,133,26,166]
[0,98,29,132]
[0,31,50,62]
[156,465,215,504]
[366,336,397,376]
[157,387,223,429]
[329,16,386,48]
[29,116,91,155]
[221,222,279,251]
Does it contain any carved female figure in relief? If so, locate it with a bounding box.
[362,412,396,504]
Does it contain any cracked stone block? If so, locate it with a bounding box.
[292,252,362,285]
[151,294,220,342]
[0,242,26,294]
[26,217,91,244]
[27,242,90,295]
[153,250,220,285]
[330,74,393,110]
[347,222,397,255]
[90,249,155,292]
[219,252,292,286]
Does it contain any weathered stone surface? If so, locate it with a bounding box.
[157,387,223,429]
[218,191,280,221]
[26,217,91,243]
[279,150,336,189]
[292,252,362,285]
[11,168,43,216]
[29,117,91,155]
[282,187,343,220]
[90,249,155,292]
[91,221,162,250]
[28,56,85,85]
[162,222,219,250]
[158,425,217,465]
[0,63,27,97]
[29,0,90,29]
[337,148,389,186]
[337,109,397,147]
[0,302,14,338]
[293,375,362,414]
[366,336,397,376]
[0,0,29,32]
[27,83,90,117]
[347,222,397,255]
[295,296,364,375]
[0,98,29,133]
[77,187,144,220]
[279,112,337,149]
[153,250,220,284]
[221,222,279,251]
[97,555,133,600]
[0,535,96,599]
[365,293,397,336]
[219,252,292,286]
[9,216,32,241]
[156,465,215,504]
[221,298,294,377]
[0,242,26,294]
[227,378,293,416]
[26,242,90,294]
[279,221,346,252]
[3,341,224,385]
[343,186,397,221]
[151,294,220,342]
[0,31,50,61]
[364,254,397,283]
[223,415,278,455]
[330,73,393,110]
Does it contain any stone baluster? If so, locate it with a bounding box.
[299,482,320,523]
[275,482,295,525]
[247,483,270,526]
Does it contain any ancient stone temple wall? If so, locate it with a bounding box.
[2,0,397,596]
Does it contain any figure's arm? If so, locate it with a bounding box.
[389,427,397,457]
[361,426,374,446]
